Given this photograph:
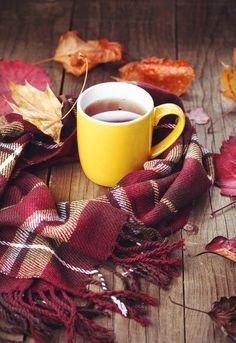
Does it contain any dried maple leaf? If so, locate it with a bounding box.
[208,297,236,341]
[186,107,210,125]
[206,236,236,262]
[221,48,236,100]
[214,136,236,196]
[7,81,62,143]
[53,31,123,76]
[0,59,52,115]
[118,57,195,96]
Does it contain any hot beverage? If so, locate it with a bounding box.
[84,98,146,123]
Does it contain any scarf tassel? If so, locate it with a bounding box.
[0,285,158,343]
[109,222,184,290]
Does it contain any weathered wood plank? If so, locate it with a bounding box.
[177,1,236,342]
[0,1,73,342]
[1,1,235,343]
[0,0,73,94]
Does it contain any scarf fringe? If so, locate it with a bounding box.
[0,222,184,342]
[0,220,184,343]
[109,221,184,290]
[0,285,158,343]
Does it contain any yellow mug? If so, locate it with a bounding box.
[77,82,185,187]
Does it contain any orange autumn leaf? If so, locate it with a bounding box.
[118,57,195,96]
[220,48,236,100]
[54,31,123,77]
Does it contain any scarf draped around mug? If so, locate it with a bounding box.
[0,84,214,343]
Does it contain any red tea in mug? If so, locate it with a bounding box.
[84,98,146,123]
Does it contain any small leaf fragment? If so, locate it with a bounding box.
[8,81,62,143]
[186,107,210,125]
[183,223,199,235]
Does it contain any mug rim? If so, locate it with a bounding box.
[77,81,154,126]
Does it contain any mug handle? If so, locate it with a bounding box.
[150,103,186,159]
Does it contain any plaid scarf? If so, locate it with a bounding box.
[0,84,214,343]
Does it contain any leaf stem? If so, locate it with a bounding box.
[192,250,235,263]
[33,57,54,65]
[169,297,208,315]
[61,57,89,121]
[33,50,82,65]
[210,200,236,218]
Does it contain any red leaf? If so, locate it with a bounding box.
[206,236,236,262]
[186,107,210,125]
[0,60,52,115]
[214,136,236,196]
[208,297,236,341]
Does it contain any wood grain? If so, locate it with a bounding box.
[0,0,74,94]
[177,1,236,342]
[0,0,236,342]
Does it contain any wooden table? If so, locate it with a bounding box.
[0,0,236,342]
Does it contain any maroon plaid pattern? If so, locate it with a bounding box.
[0,85,214,343]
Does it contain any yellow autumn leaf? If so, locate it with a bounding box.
[7,81,63,143]
[220,48,236,100]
